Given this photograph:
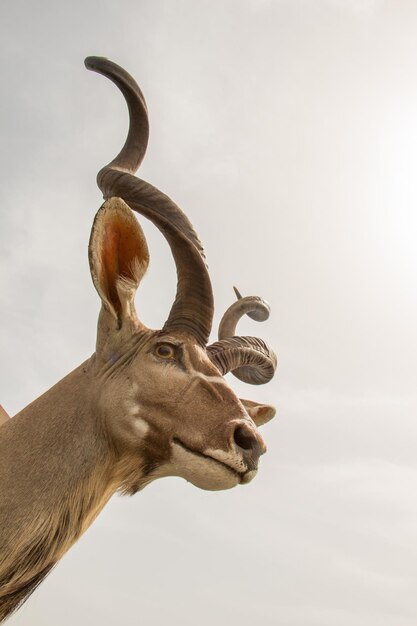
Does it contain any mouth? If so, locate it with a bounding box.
[172,438,256,485]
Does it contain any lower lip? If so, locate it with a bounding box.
[173,438,257,484]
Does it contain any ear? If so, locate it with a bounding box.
[89,197,149,327]
[240,398,276,426]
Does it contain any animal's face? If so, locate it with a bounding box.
[95,328,267,491]
[85,56,276,495]
[87,196,275,493]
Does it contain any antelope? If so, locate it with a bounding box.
[0,57,277,622]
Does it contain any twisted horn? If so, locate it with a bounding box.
[207,288,277,385]
[85,56,213,345]
[218,286,271,337]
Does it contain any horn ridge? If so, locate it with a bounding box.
[97,169,206,261]
[208,290,277,384]
[98,169,213,345]
[218,292,271,339]
[85,57,214,345]
[85,56,149,175]
[207,336,277,385]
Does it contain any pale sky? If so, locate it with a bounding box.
[1,1,417,625]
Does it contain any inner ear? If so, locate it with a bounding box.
[240,398,276,427]
[89,197,149,322]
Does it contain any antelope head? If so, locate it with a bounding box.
[85,57,277,494]
[0,57,279,624]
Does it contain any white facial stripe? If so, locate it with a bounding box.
[132,417,149,436]
[166,441,240,491]
[185,371,232,402]
[124,381,142,413]
[124,389,149,436]
[204,447,248,474]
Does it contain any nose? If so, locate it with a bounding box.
[232,422,266,466]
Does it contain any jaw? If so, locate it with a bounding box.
[157,440,258,491]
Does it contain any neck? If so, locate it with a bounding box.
[0,360,121,622]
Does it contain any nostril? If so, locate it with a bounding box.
[233,425,256,451]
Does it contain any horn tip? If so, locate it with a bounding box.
[233,286,242,300]
[84,56,108,71]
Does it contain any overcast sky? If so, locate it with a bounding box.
[1,1,417,625]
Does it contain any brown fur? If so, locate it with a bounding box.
[0,198,270,621]
[0,563,56,622]
[0,362,120,619]
[0,406,9,426]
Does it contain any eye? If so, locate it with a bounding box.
[155,343,176,360]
